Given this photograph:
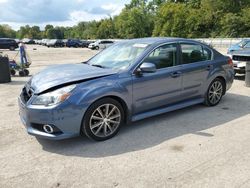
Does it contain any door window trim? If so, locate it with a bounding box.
[132,42,181,75]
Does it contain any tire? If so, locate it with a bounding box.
[95,46,99,50]
[82,98,124,141]
[23,69,29,76]
[204,78,225,106]
[10,69,16,76]
[9,46,15,51]
[19,70,25,77]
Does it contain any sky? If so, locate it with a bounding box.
[0,0,130,30]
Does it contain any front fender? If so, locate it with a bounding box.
[72,75,132,117]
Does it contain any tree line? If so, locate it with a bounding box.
[0,0,250,39]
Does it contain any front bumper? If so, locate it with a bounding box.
[18,96,84,140]
[233,61,246,74]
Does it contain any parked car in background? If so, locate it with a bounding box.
[229,49,250,75]
[80,40,95,48]
[15,39,21,44]
[62,39,69,46]
[228,39,250,53]
[18,38,234,141]
[0,38,19,50]
[22,38,35,44]
[35,39,42,45]
[88,40,114,50]
[65,39,82,48]
[41,39,50,46]
[47,39,64,47]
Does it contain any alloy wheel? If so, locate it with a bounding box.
[89,104,121,138]
[208,81,223,105]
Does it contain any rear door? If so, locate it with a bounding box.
[179,42,213,100]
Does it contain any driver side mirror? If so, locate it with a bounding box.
[136,62,156,76]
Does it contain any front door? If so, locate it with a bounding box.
[132,43,182,114]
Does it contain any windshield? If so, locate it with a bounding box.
[87,42,149,70]
[238,40,248,47]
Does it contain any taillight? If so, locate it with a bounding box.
[228,58,233,67]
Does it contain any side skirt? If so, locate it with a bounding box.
[132,98,204,122]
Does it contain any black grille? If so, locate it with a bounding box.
[232,55,250,62]
[21,86,33,103]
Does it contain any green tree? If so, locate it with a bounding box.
[97,18,116,39]
[115,7,153,38]
[0,24,16,38]
[153,3,189,37]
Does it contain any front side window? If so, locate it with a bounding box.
[181,43,211,64]
[143,44,177,69]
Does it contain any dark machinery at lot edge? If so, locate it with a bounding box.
[0,55,11,83]
[0,38,19,51]
[18,38,234,141]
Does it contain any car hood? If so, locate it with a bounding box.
[29,64,117,94]
[231,49,250,56]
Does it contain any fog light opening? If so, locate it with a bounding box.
[43,124,54,134]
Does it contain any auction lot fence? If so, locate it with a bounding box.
[195,38,249,48]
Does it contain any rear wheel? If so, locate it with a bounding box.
[95,46,99,50]
[82,98,124,141]
[205,78,224,106]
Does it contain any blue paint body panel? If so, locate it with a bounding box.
[18,38,234,140]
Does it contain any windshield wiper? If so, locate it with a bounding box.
[91,64,106,68]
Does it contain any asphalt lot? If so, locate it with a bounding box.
[0,45,250,188]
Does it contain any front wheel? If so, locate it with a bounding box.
[82,98,124,141]
[204,78,224,106]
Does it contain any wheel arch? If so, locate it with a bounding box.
[214,76,226,95]
[79,95,130,137]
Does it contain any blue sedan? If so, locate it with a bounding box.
[18,38,234,141]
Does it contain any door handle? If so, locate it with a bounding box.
[170,71,182,78]
[206,65,213,70]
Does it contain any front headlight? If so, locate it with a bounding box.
[32,85,76,106]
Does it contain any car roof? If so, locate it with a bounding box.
[121,37,201,45]
[0,38,15,40]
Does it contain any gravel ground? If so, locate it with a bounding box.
[0,45,250,188]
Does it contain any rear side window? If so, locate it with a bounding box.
[203,47,212,61]
[181,43,212,64]
[144,44,177,69]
